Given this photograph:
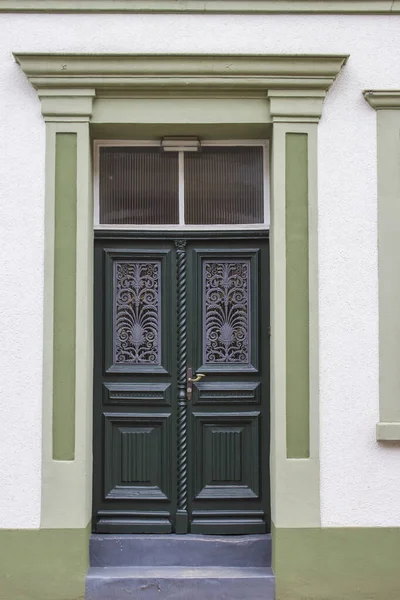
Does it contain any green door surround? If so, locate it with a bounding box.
[11,52,348,599]
[2,0,400,13]
[14,51,347,530]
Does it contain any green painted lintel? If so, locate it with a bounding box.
[13,53,348,99]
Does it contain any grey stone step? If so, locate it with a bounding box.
[86,566,275,600]
[90,534,271,567]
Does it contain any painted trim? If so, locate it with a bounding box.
[2,0,400,13]
[268,89,326,122]
[270,121,320,527]
[14,53,348,97]
[376,422,400,441]
[0,525,90,600]
[38,89,96,122]
[273,524,400,600]
[52,133,77,461]
[41,122,93,529]
[285,133,309,459]
[363,90,400,109]
[364,91,400,442]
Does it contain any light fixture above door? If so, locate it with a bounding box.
[161,136,201,152]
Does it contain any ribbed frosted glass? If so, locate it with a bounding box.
[99,147,179,224]
[184,147,264,225]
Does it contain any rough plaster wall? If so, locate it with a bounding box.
[0,32,45,528]
[0,13,399,527]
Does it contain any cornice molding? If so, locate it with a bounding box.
[14,53,347,91]
[2,0,400,13]
[14,53,347,121]
[364,90,400,110]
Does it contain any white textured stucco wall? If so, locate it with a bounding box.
[0,13,399,528]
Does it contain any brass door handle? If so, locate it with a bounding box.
[188,373,205,383]
[186,368,206,401]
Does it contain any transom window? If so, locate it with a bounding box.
[94,141,269,229]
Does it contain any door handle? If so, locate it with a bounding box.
[186,368,206,401]
[188,374,206,383]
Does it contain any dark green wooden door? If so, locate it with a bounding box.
[93,234,269,534]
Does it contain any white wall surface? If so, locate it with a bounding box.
[0,13,399,528]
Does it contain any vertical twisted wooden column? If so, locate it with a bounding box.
[175,239,188,533]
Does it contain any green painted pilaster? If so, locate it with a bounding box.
[270,112,320,527]
[364,91,400,440]
[41,98,94,529]
[374,109,400,432]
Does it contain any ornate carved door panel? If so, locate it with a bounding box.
[93,235,269,534]
[186,240,269,534]
[93,240,177,533]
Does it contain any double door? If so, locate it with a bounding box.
[93,234,269,534]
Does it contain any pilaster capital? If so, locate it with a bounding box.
[36,88,96,122]
[363,90,400,110]
[268,89,326,123]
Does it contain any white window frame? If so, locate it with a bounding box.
[93,139,270,230]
